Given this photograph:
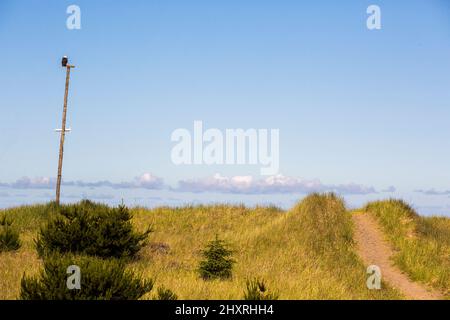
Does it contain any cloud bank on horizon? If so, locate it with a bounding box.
[175,173,380,195]
[415,189,450,196]
[0,173,390,196]
[0,173,164,190]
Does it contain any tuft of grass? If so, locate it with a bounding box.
[0,214,21,252]
[0,227,21,252]
[243,278,279,300]
[0,215,13,227]
[154,286,178,300]
[365,199,450,297]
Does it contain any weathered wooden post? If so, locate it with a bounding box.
[56,56,75,205]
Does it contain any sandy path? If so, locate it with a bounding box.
[352,213,443,300]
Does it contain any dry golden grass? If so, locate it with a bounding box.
[365,199,450,298]
[0,232,42,300]
[0,195,411,300]
[127,195,402,299]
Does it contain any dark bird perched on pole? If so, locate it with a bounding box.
[62,56,68,67]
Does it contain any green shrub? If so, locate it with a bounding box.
[154,286,178,300]
[198,235,235,280]
[20,254,154,300]
[0,226,21,252]
[35,200,152,259]
[243,278,279,300]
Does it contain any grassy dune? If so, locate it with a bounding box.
[129,194,400,299]
[1,194,447,300]
[365,200,450,297]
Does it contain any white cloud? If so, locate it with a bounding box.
[136,173,163,188]
[0,173,378,195]
[4,176,56,189]
[175,174,377,195]
[0,173,164,190]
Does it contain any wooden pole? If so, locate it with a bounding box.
[56,65,74,205]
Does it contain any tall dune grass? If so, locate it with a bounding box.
[365,199,450,297]
[128,194,401,299]
[0,195,405,300]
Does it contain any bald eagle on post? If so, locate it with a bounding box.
[62,56,68,67]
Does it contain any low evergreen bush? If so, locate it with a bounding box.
[198,235,235,280]
[36,200,151,259]
[20,254,154,300]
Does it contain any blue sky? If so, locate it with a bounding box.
[1,0,450,215]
